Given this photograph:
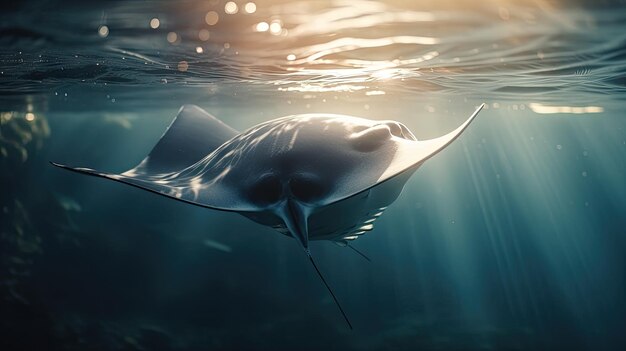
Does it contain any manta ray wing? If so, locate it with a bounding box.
[377,103,484,183]
[51,105,242,211]
[132,104,238,175]
[321,103,485,207]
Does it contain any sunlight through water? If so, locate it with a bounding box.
[1,0,625,350]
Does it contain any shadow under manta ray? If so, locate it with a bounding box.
[52,103,484,329]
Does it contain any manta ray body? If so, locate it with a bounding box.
[52,103,484,328]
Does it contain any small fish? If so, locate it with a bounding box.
[203,238,232,253]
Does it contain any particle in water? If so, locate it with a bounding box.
[196,46,204,54]
[269,20,282,35]
[205,11,219,25]
[178,61,189,72]
[161,78,168,84]
[98,25,109,38]
[225,2,238,14]
[199,29,210,41]
[556,144,562,150]
[255,22,269,32]
[224,43,231,49]
[150,18,160,29]
[244,2,257,14]
[287,54,296,61]
[167,32,178,43]
[582,171,587,177]
[25,113,35,121]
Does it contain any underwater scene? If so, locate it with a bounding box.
[1,0,625,350]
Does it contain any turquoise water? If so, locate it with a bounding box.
[1,0,625,350]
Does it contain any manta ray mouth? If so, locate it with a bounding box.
[277,199,311,251]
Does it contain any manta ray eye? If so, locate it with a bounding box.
[386,122,403,138]
[384,121,417,141]
[289,176,326,203]
[249,174,282,204]
[350,125,391,152]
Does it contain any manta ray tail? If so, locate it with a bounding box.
[280,204,353,329]
[308,253,353,330]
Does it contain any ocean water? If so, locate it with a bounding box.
[1,0,625,350]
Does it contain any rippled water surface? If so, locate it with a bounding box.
[1,1,625,350]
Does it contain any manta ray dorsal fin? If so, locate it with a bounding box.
[131,105,238,175]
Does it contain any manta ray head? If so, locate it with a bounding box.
[207,114,418,249]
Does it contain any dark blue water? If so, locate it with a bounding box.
[1,0,625,350]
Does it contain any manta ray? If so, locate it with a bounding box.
[52,103,484,328]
